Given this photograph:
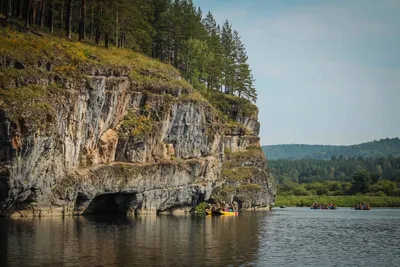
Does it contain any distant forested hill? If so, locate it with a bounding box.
[262,138,400,160]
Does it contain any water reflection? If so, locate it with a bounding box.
[0,213,267,267]
[2,209,399,267]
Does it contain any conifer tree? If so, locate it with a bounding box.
[221,20,236,94]
[202,12,223,91]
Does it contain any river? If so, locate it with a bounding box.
[1,208,400,266]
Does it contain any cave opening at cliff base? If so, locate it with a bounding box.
[81,192,139,215]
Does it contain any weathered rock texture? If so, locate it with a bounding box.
[0,35,275,217]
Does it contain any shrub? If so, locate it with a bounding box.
[293,186,311,196]
[195,202,208,214]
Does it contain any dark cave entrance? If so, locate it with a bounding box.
[83,193,139,215]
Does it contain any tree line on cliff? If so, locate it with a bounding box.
[0,0,257,102]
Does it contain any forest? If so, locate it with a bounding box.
[271,155,400,197]
[0,0,257,102]
[266,138,400,197]
[263,138,400,160]
[270,155,400,184]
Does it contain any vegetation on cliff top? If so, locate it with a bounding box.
[0,33,258,134]
[0,28,189,90]
[0,0,257,103]
[1,0,262,138]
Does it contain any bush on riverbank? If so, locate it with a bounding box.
[278,178,400,197]
[275,196,400,207]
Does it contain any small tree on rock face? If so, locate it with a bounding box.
[351,170,372,194]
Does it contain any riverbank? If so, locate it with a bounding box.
[275,196,400,207]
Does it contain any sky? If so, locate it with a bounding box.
[193,0,400,145]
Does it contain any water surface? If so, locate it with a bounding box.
[1,208,399,266]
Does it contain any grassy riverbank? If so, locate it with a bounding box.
[275,196,400,207]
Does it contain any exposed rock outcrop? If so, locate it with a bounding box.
[0,32,275,217]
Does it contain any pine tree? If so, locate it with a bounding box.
[221,20,235,94]
[202,12,223,91]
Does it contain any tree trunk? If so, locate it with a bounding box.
[25,0,31,28]
[95,28,100,44]
[65,0,72,40]
[6,0,11,22]
[89,1,94,40]
[40,0,46,28]
[79,0,86,41]
[49,2,54,32]
[115,2,118,47]
[32,5,36,25]
[18,0,23,19]
[59,1,64,31]
[173,46,178,68]
[104,32,109,48]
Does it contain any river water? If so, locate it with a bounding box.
[1,208,400,267]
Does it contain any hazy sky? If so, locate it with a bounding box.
[194,0,400,145]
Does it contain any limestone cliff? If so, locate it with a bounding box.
[0,31,275,217]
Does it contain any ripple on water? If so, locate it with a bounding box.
[1,208,400,267]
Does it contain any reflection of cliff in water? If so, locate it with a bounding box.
[0,214,268,266]
[0,219,9,267]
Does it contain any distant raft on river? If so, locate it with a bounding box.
[310,203,337,210]
[352,202,371,210]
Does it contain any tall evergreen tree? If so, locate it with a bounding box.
[221,20,235,94]
[202,11,223,91]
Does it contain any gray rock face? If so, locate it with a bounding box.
[0,71,275,217]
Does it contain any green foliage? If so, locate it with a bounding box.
[0,84,56,131]
[269,154,400,184]
[120,111,153,139]
[275,195,400,207]
[1,0,258,103]
[195,201,208,214]
[180,38,212,89]
[210,185,236,202]
[203,91,258,121]
[369,179,398,196]
[221,167,254,182]
[223,150,265,169]
[351,170,372,193]
[278,173,399,197]
[246,145,261,151]
[224,120,251,135]
[237,183,262,192]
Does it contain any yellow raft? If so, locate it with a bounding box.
[205,209,238,216]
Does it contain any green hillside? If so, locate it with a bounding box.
[266,138,400,200]
[263,138,400,160]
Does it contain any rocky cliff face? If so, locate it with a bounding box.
[0,32,275,217]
